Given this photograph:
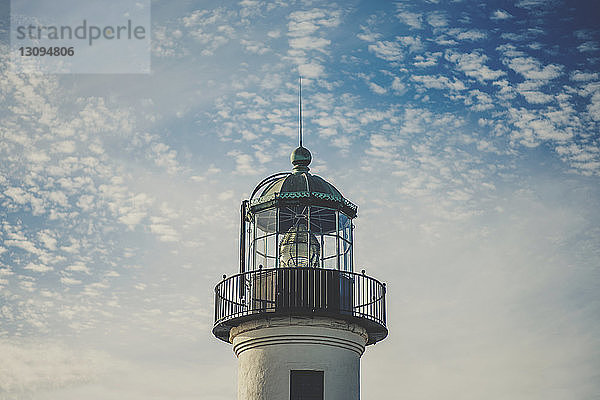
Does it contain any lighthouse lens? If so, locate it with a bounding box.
[279,222,320,268]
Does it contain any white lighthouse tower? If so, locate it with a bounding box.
[213,99,388,399]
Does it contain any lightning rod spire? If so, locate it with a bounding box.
[299,76,303,147]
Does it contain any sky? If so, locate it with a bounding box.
[1,0,599,399]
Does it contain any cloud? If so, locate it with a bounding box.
[66,263,91,274]
[289,36,331,52]
[507,106,574,146]
[227,150,261,176]
[151,26,187,58]
[149,142,181,175]
[396,9,423,29]
[411,75,467,91]
[60,276,83,285]
[515,0,561,10]
[24,263,53,273]
[286,8,342,78]
[445,50,506,83]
[491,9,512,20]
[587,91,600,122]
[397,36,423,52]
[427,11,448,28]
[240,39,269,55]
[465,90,494,111]
[446,28,487,41]
[391,77,406,93]
[181,9,236,56]
[298,62,325,79]
[149,223,179,242]
[519,90,554,104]
[577,41,599,53]
[504,56,563,81]
[570,71,599,82]
[414,52,442,67]
[368,82,387,95]
[367,41,404,62]
[357,25,381,42]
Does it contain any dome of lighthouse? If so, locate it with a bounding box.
[248,146,357,219]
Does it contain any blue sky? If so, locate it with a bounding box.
[1,0,599,399]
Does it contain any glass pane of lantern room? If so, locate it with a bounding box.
[254,209,276,270]
[340,237,352,272]
[278,205,309,232]
[254,225,266,270]
[322,234,337,269]
[256,209,277,233]
[309,206,337,234]
[338,212,353,272]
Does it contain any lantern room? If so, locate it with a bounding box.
[242,146,357,274]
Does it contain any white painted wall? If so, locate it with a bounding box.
[230,316,368,400]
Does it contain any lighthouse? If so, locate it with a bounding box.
[212,94,388,399]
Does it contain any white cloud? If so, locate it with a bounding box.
[368,81,387,95]
[227,150,259,176]
[358,73,388,95]
[149,223,179,242]
[520,90,554,104]
[411,75,467,91]
[433,35,458,46]
[180,9,236,56]
[515,0,560,9]
[507,106,574,147]
[446,29,487,41]
[427,12,448,28]
[240,39,269,54]
[357,25,380,42]
[54,141,77,154]
[577,41,599,53]
[504,56,563,81]
[367,41,404,62]
[289,36,331,52]
[397,36,423,52]
[496,43,525,58]
[392,77,406,93]
[491,9,512,20]
[24,263,53,273]
[570,71,599,82]
[396,10,423,29]
[150,142,180,175]
[60,276,82,285]
[286,8,341,78]
[445,50,506,83]
[588,91,600,121]
[298,62,325,79]
[66,263,91,274]
[414,52,442,67]
[465,90,494,111]
[37,230,57,251]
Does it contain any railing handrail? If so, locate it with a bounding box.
[214,267,387,340]
[216,266,386,289]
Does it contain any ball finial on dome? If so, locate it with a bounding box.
[291,146,311,173]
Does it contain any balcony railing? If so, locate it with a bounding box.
[213,267,387,345]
